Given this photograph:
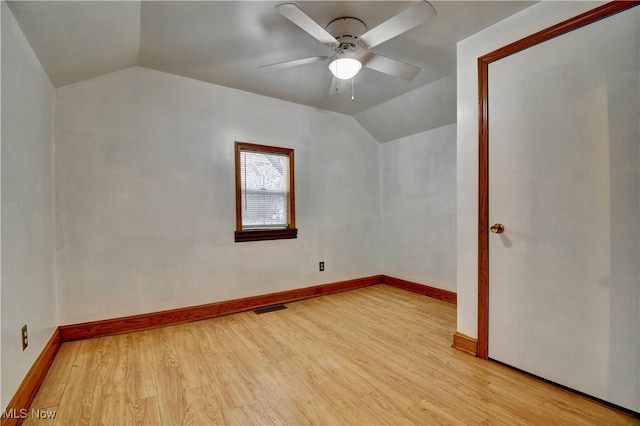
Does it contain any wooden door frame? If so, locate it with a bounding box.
[476,1,639,359]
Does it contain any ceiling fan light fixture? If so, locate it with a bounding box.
[328,57,362,80]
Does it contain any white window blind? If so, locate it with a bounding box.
[240,149,289,229]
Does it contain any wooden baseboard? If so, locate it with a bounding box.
[382,275,457,304]
[452,332,478,356]
[1,328,62,426]
[60,275,383,341]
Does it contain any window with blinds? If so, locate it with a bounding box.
[234,142,297,242]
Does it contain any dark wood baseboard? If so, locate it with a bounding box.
[452,332,478,356]
[60,275,383,341]
[382,275,457,304]
[1,328,62,426]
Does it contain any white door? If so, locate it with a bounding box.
[488,7,639,412]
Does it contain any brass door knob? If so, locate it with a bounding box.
[490,223,505,234]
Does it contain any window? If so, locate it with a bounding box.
[234,142,297,242]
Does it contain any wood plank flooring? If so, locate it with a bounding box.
[25,285,639,425]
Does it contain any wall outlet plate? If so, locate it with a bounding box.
[21,324,28,351]
[319,261,325,272]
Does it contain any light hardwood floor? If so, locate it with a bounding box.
[25,285,638,425]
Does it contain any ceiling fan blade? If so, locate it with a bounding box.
[364,54,421,80]
[260,56,327,70]
[275,3,339,47]
[359,1,436,48]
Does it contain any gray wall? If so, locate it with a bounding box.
[381,124,456,290]
[1,3,57,409]
[55,67,381,325]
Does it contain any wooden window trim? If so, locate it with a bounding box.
[234,141,297,242]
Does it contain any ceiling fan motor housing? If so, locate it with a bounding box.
[326,17,367,55]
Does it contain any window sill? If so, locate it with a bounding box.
[235,228,298,243]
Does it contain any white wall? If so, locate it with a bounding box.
[456,1,607,338]
[381,124,456,290]
[55,67,381,325]
[1,2,57,410]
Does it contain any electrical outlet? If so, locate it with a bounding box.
[21,325,28,351]
[319,261,325,272]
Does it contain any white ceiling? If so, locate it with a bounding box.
[8,1,535,117]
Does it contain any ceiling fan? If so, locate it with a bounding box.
[261,1,437,94]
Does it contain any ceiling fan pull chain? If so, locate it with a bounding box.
[351,77,355,102]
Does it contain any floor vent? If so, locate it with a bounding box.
[253,304,287,315]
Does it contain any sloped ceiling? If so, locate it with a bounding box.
[6,1,141,87]
[7,1,535,140]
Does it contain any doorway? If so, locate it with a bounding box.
[477,2,639,412]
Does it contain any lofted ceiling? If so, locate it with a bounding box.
[7,1,535,117]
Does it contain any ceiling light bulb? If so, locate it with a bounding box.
[328,57,362,80]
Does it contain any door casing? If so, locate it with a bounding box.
[475,0,640,360]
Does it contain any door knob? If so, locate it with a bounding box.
[490,223,505,234]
